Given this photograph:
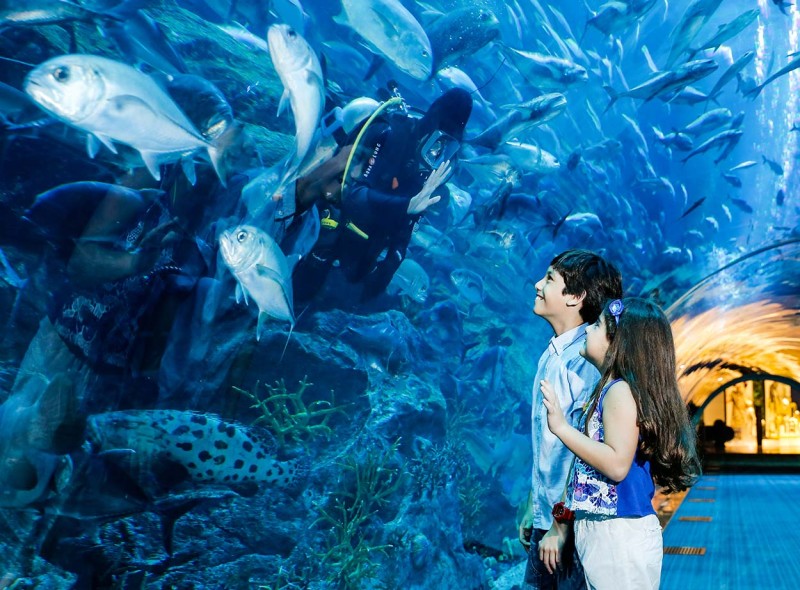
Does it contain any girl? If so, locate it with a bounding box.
[540,297,701,589]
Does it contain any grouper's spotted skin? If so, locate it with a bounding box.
[87,410,301,486]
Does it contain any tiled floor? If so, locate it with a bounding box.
[661,474,800,589]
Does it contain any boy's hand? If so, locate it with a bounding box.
[541,379,568,436]
[538,521,570,574]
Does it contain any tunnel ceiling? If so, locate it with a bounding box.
[668,239,800,406]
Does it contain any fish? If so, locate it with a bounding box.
[680,197,706,219]
[776,189,785,206]
[101,8,188,75]
[469,93,566,150]
[584,0,657,37]
[707,50,755,101]
[665,0,724,67]
[267,24,324,175]
[0,0,114,26]
[659,85,713,106]
[721,203,732,222]
[507,49,588,90]
[682,108,732,136]
[446,183,473,227]
[728,160,757,172]
[730,197,754,214]
[459,154,520,187]
[746,53,800,98]
[604,59,719,111]
[23,53,223,182]
[217,22,270,53]
[0,80,43,126]
[165,74,234,141]
[427,6,500,72]
[498,141,560,174]
[563,212,603,236]
[24,181,163,253]
[652,127,694,152]
[0,374,85,508]
[218,224,297,340]
[334,0,432,80]
[771,0,792,16]
[86,410,305,487]
[762,155,784,175]
[386,257,430,303]
[681,129,743,163]
[450,268,485,304]
[688,9,760,58]
[722,174,742,188]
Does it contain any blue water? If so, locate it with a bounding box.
[0,0,798,588]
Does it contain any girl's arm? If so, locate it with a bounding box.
[541,379,639,482]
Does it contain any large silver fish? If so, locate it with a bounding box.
[267,24,324,175]
[219,224,296,340]
[23,53,222,182]
[387,257,430,303]
[335,0,432,80]
[506,50,588,90]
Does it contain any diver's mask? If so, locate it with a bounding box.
[420,130,460,171]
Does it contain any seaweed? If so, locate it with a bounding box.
[314,441,404,589]
[233,376,345,446]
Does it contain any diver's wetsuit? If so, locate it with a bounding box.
[294,113,429,301]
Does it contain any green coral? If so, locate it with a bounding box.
[233,377,345,446]
[314,441,404,589]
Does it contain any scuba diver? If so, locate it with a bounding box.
[292,87,473,302]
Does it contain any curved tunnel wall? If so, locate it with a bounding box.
[667,239,800,410]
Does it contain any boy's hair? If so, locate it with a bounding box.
[550,250,622,324]
[589,297,702,493]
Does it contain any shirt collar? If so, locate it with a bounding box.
[548,323,587,356]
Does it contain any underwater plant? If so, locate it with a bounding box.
[314,440,404,589]
[233,376,345,446]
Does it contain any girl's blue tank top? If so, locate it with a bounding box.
[567,378,656,519]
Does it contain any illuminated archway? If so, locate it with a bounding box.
[692,373,800,426]
[666,240,800,453]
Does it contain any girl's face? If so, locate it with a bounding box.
[581,313,610,368]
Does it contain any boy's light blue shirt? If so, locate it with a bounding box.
[530,323,600,530]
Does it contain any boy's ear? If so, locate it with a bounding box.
[565,291,586,308]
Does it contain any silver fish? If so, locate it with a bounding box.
[23,54,222,182]
[451,268,485,304]
[499,141,560,175]
[219,224,296,340]
[267,24,324,175]
[335,0,432,80]
[507,50,588,90]
[387,257,430,303]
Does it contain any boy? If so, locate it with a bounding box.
[519,249,622,589]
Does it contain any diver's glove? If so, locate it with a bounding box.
[407,160,452,215]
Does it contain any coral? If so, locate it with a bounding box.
[314,440,405,589]
[233,377,345,446]
[408,440,467,499]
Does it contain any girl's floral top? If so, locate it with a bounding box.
[567,379,656,519]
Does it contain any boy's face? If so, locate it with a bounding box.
[533,266,572,319]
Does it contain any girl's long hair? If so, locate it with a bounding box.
[587,297,702,493]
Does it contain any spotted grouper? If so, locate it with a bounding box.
[86,410,304,488]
